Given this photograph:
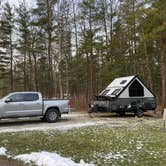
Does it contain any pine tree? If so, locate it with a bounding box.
[0,2,14,93]
[16,2,31,90]
[55,0,72,98]
[32,0,57,97]
[79,0,102,99]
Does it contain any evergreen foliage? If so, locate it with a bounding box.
[0,0,165,110]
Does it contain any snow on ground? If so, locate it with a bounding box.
[0,147,7,156]
[14,151,95,166]
[0,147,95,166]
[136,141,144,150]
[0,121,106,133]
[104,152,124,160]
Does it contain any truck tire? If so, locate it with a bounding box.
[45,108,60,123]
[136,109,144,118]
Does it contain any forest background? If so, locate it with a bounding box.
[0,0,166,111]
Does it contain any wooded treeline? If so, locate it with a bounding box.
[0,0,166,110]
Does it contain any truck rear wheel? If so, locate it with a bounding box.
[45,108,60,123]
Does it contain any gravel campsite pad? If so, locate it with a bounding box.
[0,112,166,166]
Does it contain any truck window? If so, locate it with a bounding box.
[8,94,25,102]
[23,94,39,101]
[129,80,144,97]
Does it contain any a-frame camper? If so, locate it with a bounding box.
[89,75,156,117]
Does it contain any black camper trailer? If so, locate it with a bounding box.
[89,75,156,117]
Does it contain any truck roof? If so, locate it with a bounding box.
[9,91,41,94]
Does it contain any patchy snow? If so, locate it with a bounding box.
[136,141,144,150]
[14,151,95,166]
[0,147,7,156]
[104,152,124,160]
[0,147,95,166]
[0,121,106,133]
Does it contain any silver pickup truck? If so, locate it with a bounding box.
[0,92,70,122]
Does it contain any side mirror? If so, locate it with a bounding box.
[5,98,12,103]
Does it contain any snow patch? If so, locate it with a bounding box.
[105,152,124,160]
[0,147,7,156]
[136,141,144,150]
[14,151,95,166]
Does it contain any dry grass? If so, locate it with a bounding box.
[0,116,166,166]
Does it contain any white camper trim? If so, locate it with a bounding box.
[101,75,155,98]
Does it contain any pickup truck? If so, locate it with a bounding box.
[0,92,71,122]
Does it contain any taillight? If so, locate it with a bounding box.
[67,100,71,107]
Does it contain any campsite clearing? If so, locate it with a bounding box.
[0,112,166,166]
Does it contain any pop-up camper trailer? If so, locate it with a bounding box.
[89,75,156,117]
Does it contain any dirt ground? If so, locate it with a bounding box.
[0,111,160,133]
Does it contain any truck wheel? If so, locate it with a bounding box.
[45,108,60,123]
[136,109,144,118]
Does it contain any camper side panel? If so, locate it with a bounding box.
[90,97,156,113]
[118,78,154,98]
[109,98,156,112]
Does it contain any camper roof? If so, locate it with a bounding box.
[100,75,155,98]
[107,76,135,88]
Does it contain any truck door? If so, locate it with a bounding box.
[3,94,25,117]
[3,93,42,117]
[22,93,42,116]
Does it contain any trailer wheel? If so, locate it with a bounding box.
[45,108,60,123]
[118,111,126,116]
[136,109,144,118]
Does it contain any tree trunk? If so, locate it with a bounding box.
[46,0,53,97]
[32,52,38,91]
[72,1,79,58]
[159,31,166,110]
[102,0,109,57]
[9,31,14,91]
[23,52,27,90]
[59,72,63,98]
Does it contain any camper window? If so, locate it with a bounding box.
[101,90,110,96]
[111,88,121,95]
[129,80,144,97]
